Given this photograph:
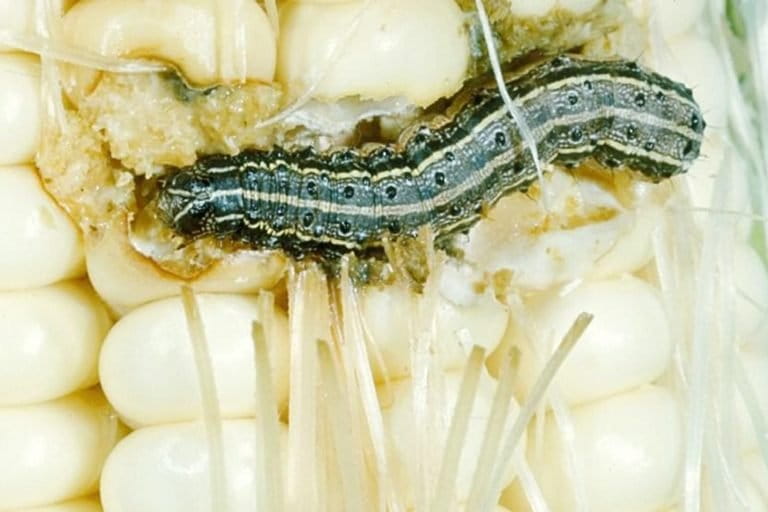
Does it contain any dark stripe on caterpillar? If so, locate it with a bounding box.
[156,54,706,258]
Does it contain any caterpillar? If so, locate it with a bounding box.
[157,54,705,259]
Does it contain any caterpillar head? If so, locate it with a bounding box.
[156,171,217,238]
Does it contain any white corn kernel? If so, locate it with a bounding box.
[277,0,469,106]
[734,351,768,453]
[100,420,287,512]
[361,280,508,380]
[0,0,75,48]
[85,227,285,315]
[654,0,706,37]
[0,53,40,165]
[0,2,34,52]
[59,0,276,87]
[381,370,523,506]
[732,243,768,345]
[630,0,705,38]
[100,294,289,428]
[506,0,557,17]
[0,390,121,510]
[0,165,84,291]
[512,275,671,406]
[7,497,103,512]
[503,385,682,512]
[0,280,111,406]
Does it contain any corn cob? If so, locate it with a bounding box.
[0,1,766,511]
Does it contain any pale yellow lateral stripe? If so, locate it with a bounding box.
[171,104,697,224]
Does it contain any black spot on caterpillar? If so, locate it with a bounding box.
[157,54,705,258]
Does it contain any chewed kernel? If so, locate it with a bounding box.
[557,0,601,14]
[507,0,557,17]
[59,0,276,87]
[85,226,285,315]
